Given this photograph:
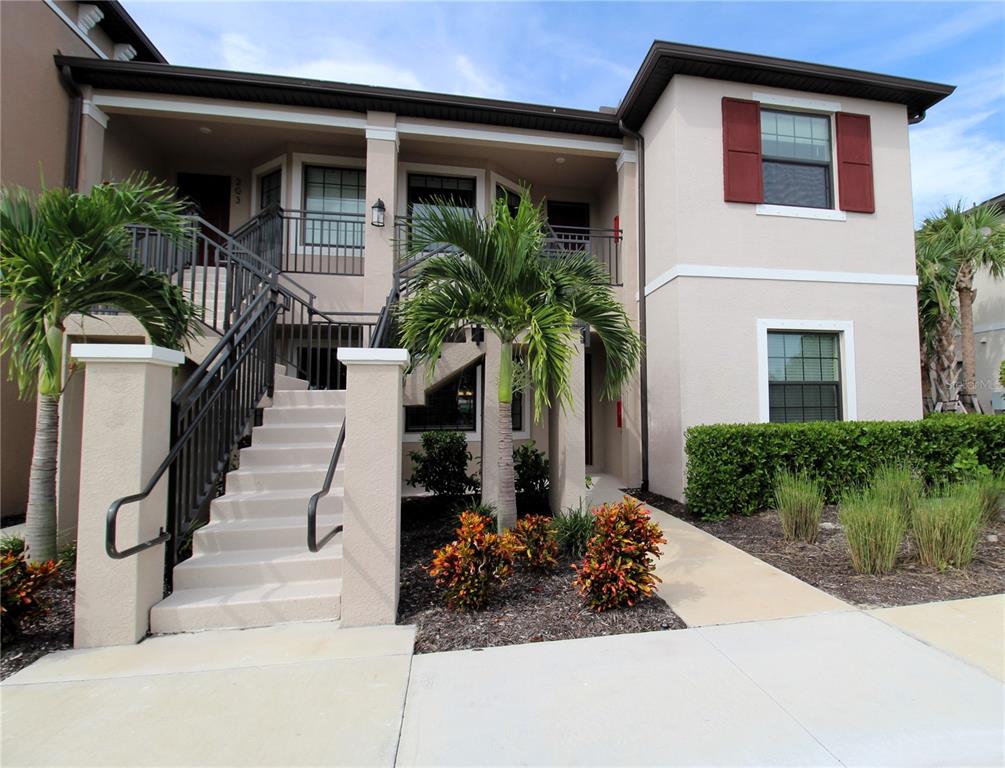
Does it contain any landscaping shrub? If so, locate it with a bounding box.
[409,431,480,497]
[514,441,550,498]
[839,490,906,575]
[948,446,991,483]
[573,497,666,611]
[1,547,61,640]
[506,515,558,571]
[685,414,1005,519]
[911,485,984,571]
[975,473,1005,525]
[427,511,513,610]
[869,465,922,526]
[552,501,596,559]
[773,470,824,543]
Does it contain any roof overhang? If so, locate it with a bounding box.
[54,56,624,138]
[93,1,166,63]
[617,41,956,129]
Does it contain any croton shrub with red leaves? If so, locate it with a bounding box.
[573,497,667,612]
[427,511,514,610]
[1,545,62,640]
[507,514,559,572]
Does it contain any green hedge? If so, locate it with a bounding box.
[684,415,1005,519]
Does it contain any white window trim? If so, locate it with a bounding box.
[753,92,842,113]
[251,155,287,215]
[756,319,857,423]
[398,162,487,217]
[489,171,522,206]
[755,204,846,221]
[290,153,367,259]
[400,363,532,443]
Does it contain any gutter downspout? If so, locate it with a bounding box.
[58,63,82,190]
[619,120,649,492]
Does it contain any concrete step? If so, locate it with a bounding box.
[150,579,342,633]
[275,373,309,391]
[262,405,345,426]
[210,487,343,522]
[226,464,342,493]
[172,545,343,589]
[239,442,338,469]
[252,422,342,445]
[193,514,343,554]
[271,389,345,408]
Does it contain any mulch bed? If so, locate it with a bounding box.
[398,497,686,653]
[1,562,76,681]
[630,489,1005,609]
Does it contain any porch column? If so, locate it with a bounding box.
[78,91,108,192]
[71,344,182,648]
[363,112,399,313]
[338,347,409,626]
[549,339,587,513]
[616,146,644,488]
[480,332,502,513]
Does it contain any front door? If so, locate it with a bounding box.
[177,172,231,264]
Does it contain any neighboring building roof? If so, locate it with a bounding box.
[55,39,955,136]
[617,42,955,129]
[94,1,167,63]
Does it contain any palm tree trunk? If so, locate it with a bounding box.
[496,341,517,531]
[934,315,959,407]
[25,393,59,562]
[957,280,978,410]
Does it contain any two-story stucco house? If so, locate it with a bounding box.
[1,2,954,636]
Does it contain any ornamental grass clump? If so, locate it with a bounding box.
[573,497,666,612]
[552,501,596,559]
[773,470,824,543]
[869,464,922,526]
[506,515,558,571]
[427,510,513,610]
[911,484,984,571]
[975,473,1005,525]
[839,490,905,575]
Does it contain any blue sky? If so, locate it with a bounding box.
[124,1,1005,221]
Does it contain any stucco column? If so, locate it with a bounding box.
[549,339,587,513]
[363,112,399,312]
[71,344,182,648]
[78,96,108,193]
[616,147,644,487]
[480,332,502,508]
[338,347,409,626]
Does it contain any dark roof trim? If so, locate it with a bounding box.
[53,56,624,138]
[94,2,166,63]
[617,41,955,129]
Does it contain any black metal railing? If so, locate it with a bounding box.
[393,216,622,285]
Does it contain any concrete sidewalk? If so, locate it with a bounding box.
[398,611,1004,767]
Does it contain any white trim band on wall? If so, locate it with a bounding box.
[755,319,857,423]
[70,344,185,367]
[395,119,623,156]
[644,264,918,297]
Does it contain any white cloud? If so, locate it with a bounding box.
[452,54,507,99]
[218,32,424,91]
[910,65,1005,221]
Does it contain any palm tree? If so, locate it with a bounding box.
[396,189,641,530]
[1,176,199,561]
[916,235,959,410]
[918,201,1005,411]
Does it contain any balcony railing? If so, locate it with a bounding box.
[394,216,622,285]
[233,207,365,276]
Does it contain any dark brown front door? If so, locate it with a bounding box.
[177,173,230,264]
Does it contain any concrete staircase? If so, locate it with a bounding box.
[150,367,345,633]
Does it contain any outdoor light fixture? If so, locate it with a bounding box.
[471,325,485,344]
[371,198,386,227]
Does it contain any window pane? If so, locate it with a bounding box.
[761,110,830,162]
[405,365,478,432]
[763,161,830,209]
[767,332,841,423]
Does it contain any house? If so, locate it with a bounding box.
[967,193,1005,414]
[0,1,954,640]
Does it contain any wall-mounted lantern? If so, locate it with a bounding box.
[371,198,386,227]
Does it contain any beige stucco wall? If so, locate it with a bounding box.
[971,267,1005,413]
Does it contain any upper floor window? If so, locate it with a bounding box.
[259,168,281,211]
[768,331,841,422]
[408,174,476,221]
[760,110,832,209]
[302,166,365,247]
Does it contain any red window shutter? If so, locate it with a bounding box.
[836,112,875,213]
[722,97,763,203]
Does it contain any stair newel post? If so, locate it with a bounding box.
[337,347,409,627]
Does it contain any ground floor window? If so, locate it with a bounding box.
[767,331,841,422]
[404,362,525,434]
